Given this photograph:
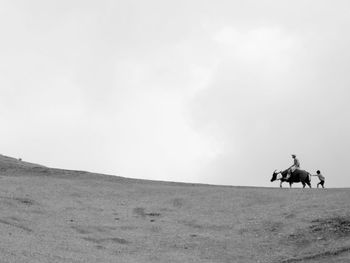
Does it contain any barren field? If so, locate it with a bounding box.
[0,154,349,263]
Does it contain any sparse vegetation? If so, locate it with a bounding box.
[0,154,349,262]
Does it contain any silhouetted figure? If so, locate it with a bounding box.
[312,170,325,188]
[285,154,300,180]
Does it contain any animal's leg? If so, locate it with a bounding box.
[307,174,312,188]
[280,181,282,188]
[308,182,312,188]
[289,183,292,188]
[302,183,306,188]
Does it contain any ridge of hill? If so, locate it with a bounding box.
[0,154,45,170]
[0,154,235,187]
[0,154,124,181]
[0,154,349,263]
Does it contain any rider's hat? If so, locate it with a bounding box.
[291,154,296,157]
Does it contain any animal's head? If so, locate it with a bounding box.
[271,170,279,182]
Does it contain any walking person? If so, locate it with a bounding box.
[286,154,300,180]
[312,170,325,188]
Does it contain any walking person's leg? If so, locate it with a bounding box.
[321,180,325,188]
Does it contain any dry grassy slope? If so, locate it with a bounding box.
[0,155,349,263]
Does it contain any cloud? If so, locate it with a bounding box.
[101,41,222,182]
[187,20,350,186]
[213,26,299,72]
[110,90,220,182]
[1,1,350,187]
[188,26,308,185]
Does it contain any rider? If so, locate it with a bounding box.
[285,154,300,180]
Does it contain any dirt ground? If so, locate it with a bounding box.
[0,155,349,263]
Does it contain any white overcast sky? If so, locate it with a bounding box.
[1,0,350,187]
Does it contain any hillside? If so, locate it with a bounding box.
[0,154,349,263]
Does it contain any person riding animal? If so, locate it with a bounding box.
[285,154,300,180]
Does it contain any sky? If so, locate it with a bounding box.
[1,0,350,187]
